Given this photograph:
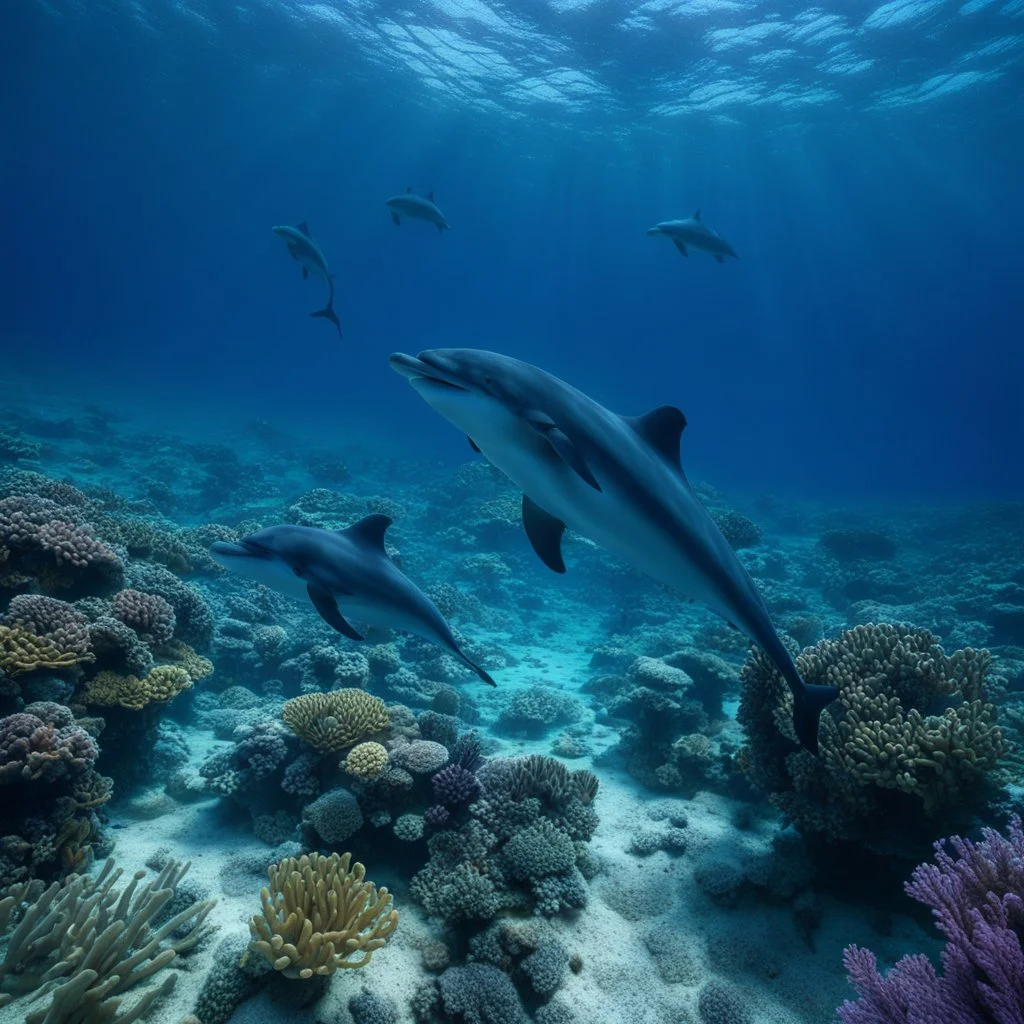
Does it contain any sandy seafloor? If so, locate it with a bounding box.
[2,372,1021,1024]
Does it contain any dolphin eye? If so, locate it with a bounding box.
[292,567,303,577]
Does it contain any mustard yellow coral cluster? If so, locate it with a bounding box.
[0,624,94,675]
[343,741,389,779]
[160,639,214,681]
[282,689,389,753]
[739,623,1006,841]
[248,852,398,978]
[84,665,193,710]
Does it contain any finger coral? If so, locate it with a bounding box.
[83,665,193,710]
[248,852,398,978]
[0,857,215,1021]
[111,588,176,645]
[738,623,1005,851]
[344,741,389,780]
[281,689,389,753]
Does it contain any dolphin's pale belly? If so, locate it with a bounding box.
[479,434,732,621]
[336,596,453,651]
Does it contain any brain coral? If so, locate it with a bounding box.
[344,741,389,780]
[111,588,176,645]
[282,689,388,753]
[738,623,1005,850]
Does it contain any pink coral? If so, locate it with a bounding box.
[0,711,98,783]
[2,594,92,656]
[111,588,176,645]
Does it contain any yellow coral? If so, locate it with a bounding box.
[282,689,389,753]
[84,665,193,710]
[0,624,94,676]
[248,852,398,978]
[344,741,389,780]
[160,640,214,681]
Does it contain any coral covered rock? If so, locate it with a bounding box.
[281,689,388,753]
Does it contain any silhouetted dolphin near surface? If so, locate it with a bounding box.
[385,188,450,232]
[647,210,739,263]
[271,221,343,339]
[389,349,836,750]
[210,515,495,686]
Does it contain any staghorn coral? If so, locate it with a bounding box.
[83,665,193,710]
[281,689,389,753]
[738,623,1005,849]
[0,857,215,1022]
[111,588,176,645]
[344,741,389,780]
[248,852,398,978]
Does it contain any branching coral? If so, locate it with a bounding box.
[839,816,1024,1023]
[738,624,1005,849]
[111,589,176,645]
[0,857,215,1022]
[248,852,398,978]
[281,689,389,753]
[344,741,389,780]
[0,625,94,676]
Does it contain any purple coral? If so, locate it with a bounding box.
[839,816,1024,1024]
[432,764,481,807]
[424,804,450,828]
[1,594,92,656]
[111,588,176,645]
[0,711,98,783]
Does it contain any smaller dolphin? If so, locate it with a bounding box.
[210,515,495,686]
[647,210,739,263]
[271,221,343,339]
[385,188,450,232]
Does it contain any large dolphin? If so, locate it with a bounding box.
[389,349,837,750]
[271,221,343,339]
[647,210,739,263]
[385,188,450,232]
[210,515,495,686]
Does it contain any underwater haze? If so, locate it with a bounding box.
[6,0,1024,499]
[3,3,1024,1024]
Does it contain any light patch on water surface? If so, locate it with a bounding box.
[861,0,946,30]
[788,11,852,45]
[959,0,999,12]
[748,48,799,66]
[875,67,1003,105]
[817,45,875,75]
[706,20,789,51]
[959,33,1023,59]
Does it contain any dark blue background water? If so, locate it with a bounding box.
[4,0,1023,500]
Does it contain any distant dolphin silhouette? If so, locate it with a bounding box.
[385,189,450,232]
[210,516,495,686]
[647,210,739,263]
[389,349,836,750]
[271,221,343,339]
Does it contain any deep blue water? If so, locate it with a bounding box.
[4,0,1023,500]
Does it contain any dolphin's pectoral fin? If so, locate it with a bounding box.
[523,412,601,491]
[427,190,435,202]
[391,212,401,226]
[713,254,725,264]
[436,223,444,233]
[306,584,363,640]
[302,267,309,280]
[627,405,687,471]
[342,513,393,552]
[522,495,567,574]
[693,209,701,221]
[468,436,481,454]
[673,239,689,257]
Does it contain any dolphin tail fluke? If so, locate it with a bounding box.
[793,683,838,754]
[311,279,343,340]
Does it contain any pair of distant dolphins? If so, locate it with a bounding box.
[272,200,737,342]
[271,189,452,341]
[212,349,836,753]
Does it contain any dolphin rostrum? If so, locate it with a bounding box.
[647,210,739,263]
[210,515,495,686]
[271,221,343,339]
[385,188,450,232]
[389,349,836,750]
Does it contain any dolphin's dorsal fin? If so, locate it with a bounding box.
[427,191,435,202]
[693,209,701,221]
[297,221,312,236]
[628,405,687,470]
[343,513,393,551]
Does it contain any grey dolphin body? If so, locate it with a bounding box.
[210,515,494,686]
[389,349,836,750]
[647,210,739,263]
[385,189,450,232]
[271,221,343,339]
